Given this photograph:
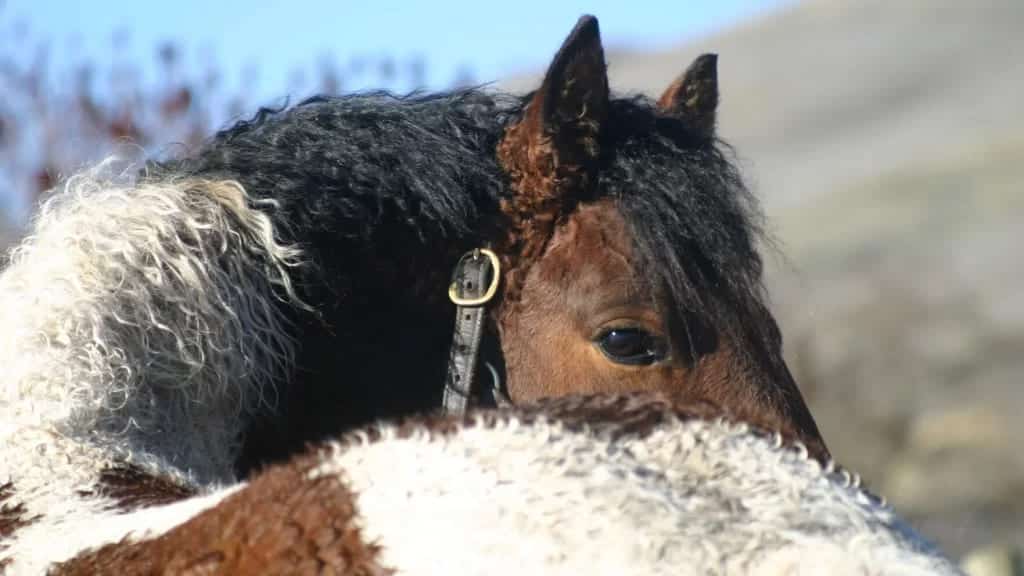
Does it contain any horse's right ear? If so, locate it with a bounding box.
[525,14,610,158]
[498,15,610,264]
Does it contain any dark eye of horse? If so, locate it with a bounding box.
[595,328,667,366]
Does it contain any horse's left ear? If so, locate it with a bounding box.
[498,15,610,258]
[658,53,719,140]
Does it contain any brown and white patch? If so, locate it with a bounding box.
[52,453,390,576]
[15,392,959,575]
[0,482,39,571]
[83,466,198,513]
[301,392,955,575]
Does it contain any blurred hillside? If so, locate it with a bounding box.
[509,0,1024,559]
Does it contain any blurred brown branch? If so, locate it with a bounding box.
[0,24,476,219]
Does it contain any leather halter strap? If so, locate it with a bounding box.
[442,248,502,415]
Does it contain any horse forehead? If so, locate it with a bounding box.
[516,199,651,317]
[532,201,641,305]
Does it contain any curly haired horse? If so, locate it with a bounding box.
[0,16,957,574]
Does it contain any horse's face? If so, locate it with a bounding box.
[497,201,827,457]
[491,17,828,459]
[500,201,678,398]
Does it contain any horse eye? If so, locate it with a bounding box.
[596,328,667,366]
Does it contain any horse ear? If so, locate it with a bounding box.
[657,53,719,139]
[528,14,609,153]
[497,15,609,266]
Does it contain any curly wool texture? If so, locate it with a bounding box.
[0,166,306,496]
[315,416,960,576]
[5,407,960,575]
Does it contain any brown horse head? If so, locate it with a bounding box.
[489,16,827,459]
[158,15,827,474]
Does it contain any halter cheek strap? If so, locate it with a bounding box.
[442,248,501,415]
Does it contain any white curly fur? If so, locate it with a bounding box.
[0,162,306,539]
[2,415,961,574]
[312,416,961,575]
[3,484,245,575]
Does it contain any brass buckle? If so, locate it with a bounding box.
[448,248,501,306]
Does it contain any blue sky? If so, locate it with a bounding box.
[2,0,793,101]
[0,0,794,220]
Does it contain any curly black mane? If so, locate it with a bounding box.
[153,87,776,473]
